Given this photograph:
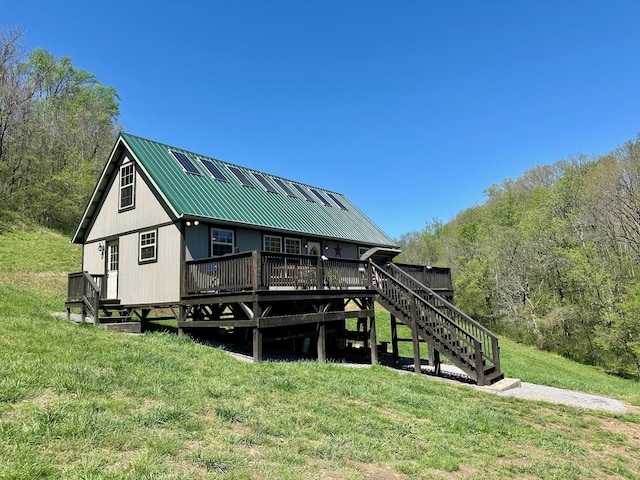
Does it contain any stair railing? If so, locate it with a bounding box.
[385,263,500,375]
[67,271,101,324]
[371,262,498,384]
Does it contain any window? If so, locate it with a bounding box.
[285,237,301,254]
[170,150,201,175]
[252,173,278,193]
[292,184,316,202]
[211,228,234,256]
[228,166,255,187]
[200,158,228,181]
[139,230,157,263]
[328,192,348,210]
[272,178,297,197]
[264,235,282,253]
[119,163,135,210]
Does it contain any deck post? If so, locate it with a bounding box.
[253,328,263,362]
[410,297,422,374]
[252,251,261,292]
[390,314,399,368]
[317,322,326,363]
[177,305,187,336]
[369,313,378,365]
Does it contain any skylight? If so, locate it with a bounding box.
[272,178,297,197]
[200,158,227,181]
[170,150,200,175]
[310,188,332,207]
[252,173,278,193]
[292,184,315,202]
[228,166,255,187]
[327,192,348,210]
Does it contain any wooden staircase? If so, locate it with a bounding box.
[371,262,503,386]
[65,272,141,333]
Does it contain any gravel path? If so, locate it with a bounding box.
[484,381,629,413]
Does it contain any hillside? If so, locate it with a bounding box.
[1,217,639,479]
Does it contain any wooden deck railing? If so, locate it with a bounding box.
[393,263,452,291]
[185,251,371,295]
[67,272,104,302]
[66,272,104,322]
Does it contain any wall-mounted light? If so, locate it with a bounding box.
[324,245,329,251]
[98,241,105,259]
[194,220,200,226]
[185,221,192,227]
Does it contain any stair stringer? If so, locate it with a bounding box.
[370,262,503,385]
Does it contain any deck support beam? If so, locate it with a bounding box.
[317,323,326,363]
[253,328,263,362]
[411,297,422,374]
[390,314,399,368]
[369,313,378,365]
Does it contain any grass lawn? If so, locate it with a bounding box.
[1,217,639,479]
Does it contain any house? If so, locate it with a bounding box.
[67,133,503,385]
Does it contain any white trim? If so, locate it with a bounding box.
[284,237,301,254]
[139,229,158,263]
[263,234,282,253]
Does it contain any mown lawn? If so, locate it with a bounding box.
[1,218,639,479]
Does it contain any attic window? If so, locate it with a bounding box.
[327,192,348,211]
[119,163,135,211]
[272,178,297,197]
[292,184,315,202]
[252,173,278,193]
[200,158,228,181]
[228,166,255,187]
[170,150,201,175]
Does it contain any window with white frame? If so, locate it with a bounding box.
[264,235,282,253]
[139,230,157,263]
[285,237,301,254]
[119,162,135,210]
[211,228,234,256]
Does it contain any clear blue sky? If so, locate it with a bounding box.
[4,1,640,239]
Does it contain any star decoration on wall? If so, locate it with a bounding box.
[334,244,342,257]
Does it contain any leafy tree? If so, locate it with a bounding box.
[0,28,120,231]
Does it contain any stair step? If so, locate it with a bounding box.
[99,322,141,333]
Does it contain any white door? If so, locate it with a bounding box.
[106,241,119,299]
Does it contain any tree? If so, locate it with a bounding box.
[0,28,120,231]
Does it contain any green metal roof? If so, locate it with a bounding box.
[75,133,397,247]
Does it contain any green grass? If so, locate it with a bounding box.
[1,216,640,479]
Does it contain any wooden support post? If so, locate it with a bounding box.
[369,314,378,365]
[177,305,187,336]
[253,328,263,362]
[428,343,436,366]
[411,298,422,374]
[317,323,327,363]
[432,348,441,376]
[140,308,150,333]
[390,314,399,368]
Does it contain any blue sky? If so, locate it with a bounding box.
[4,1,640,239]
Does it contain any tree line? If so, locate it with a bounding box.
[398,137,640,379]
[0,28,120,232]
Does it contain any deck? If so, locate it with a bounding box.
[66,252,503,385]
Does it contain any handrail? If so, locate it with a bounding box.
[67,271,101,323]
[370,262,500,384]
[387,263,500,372]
